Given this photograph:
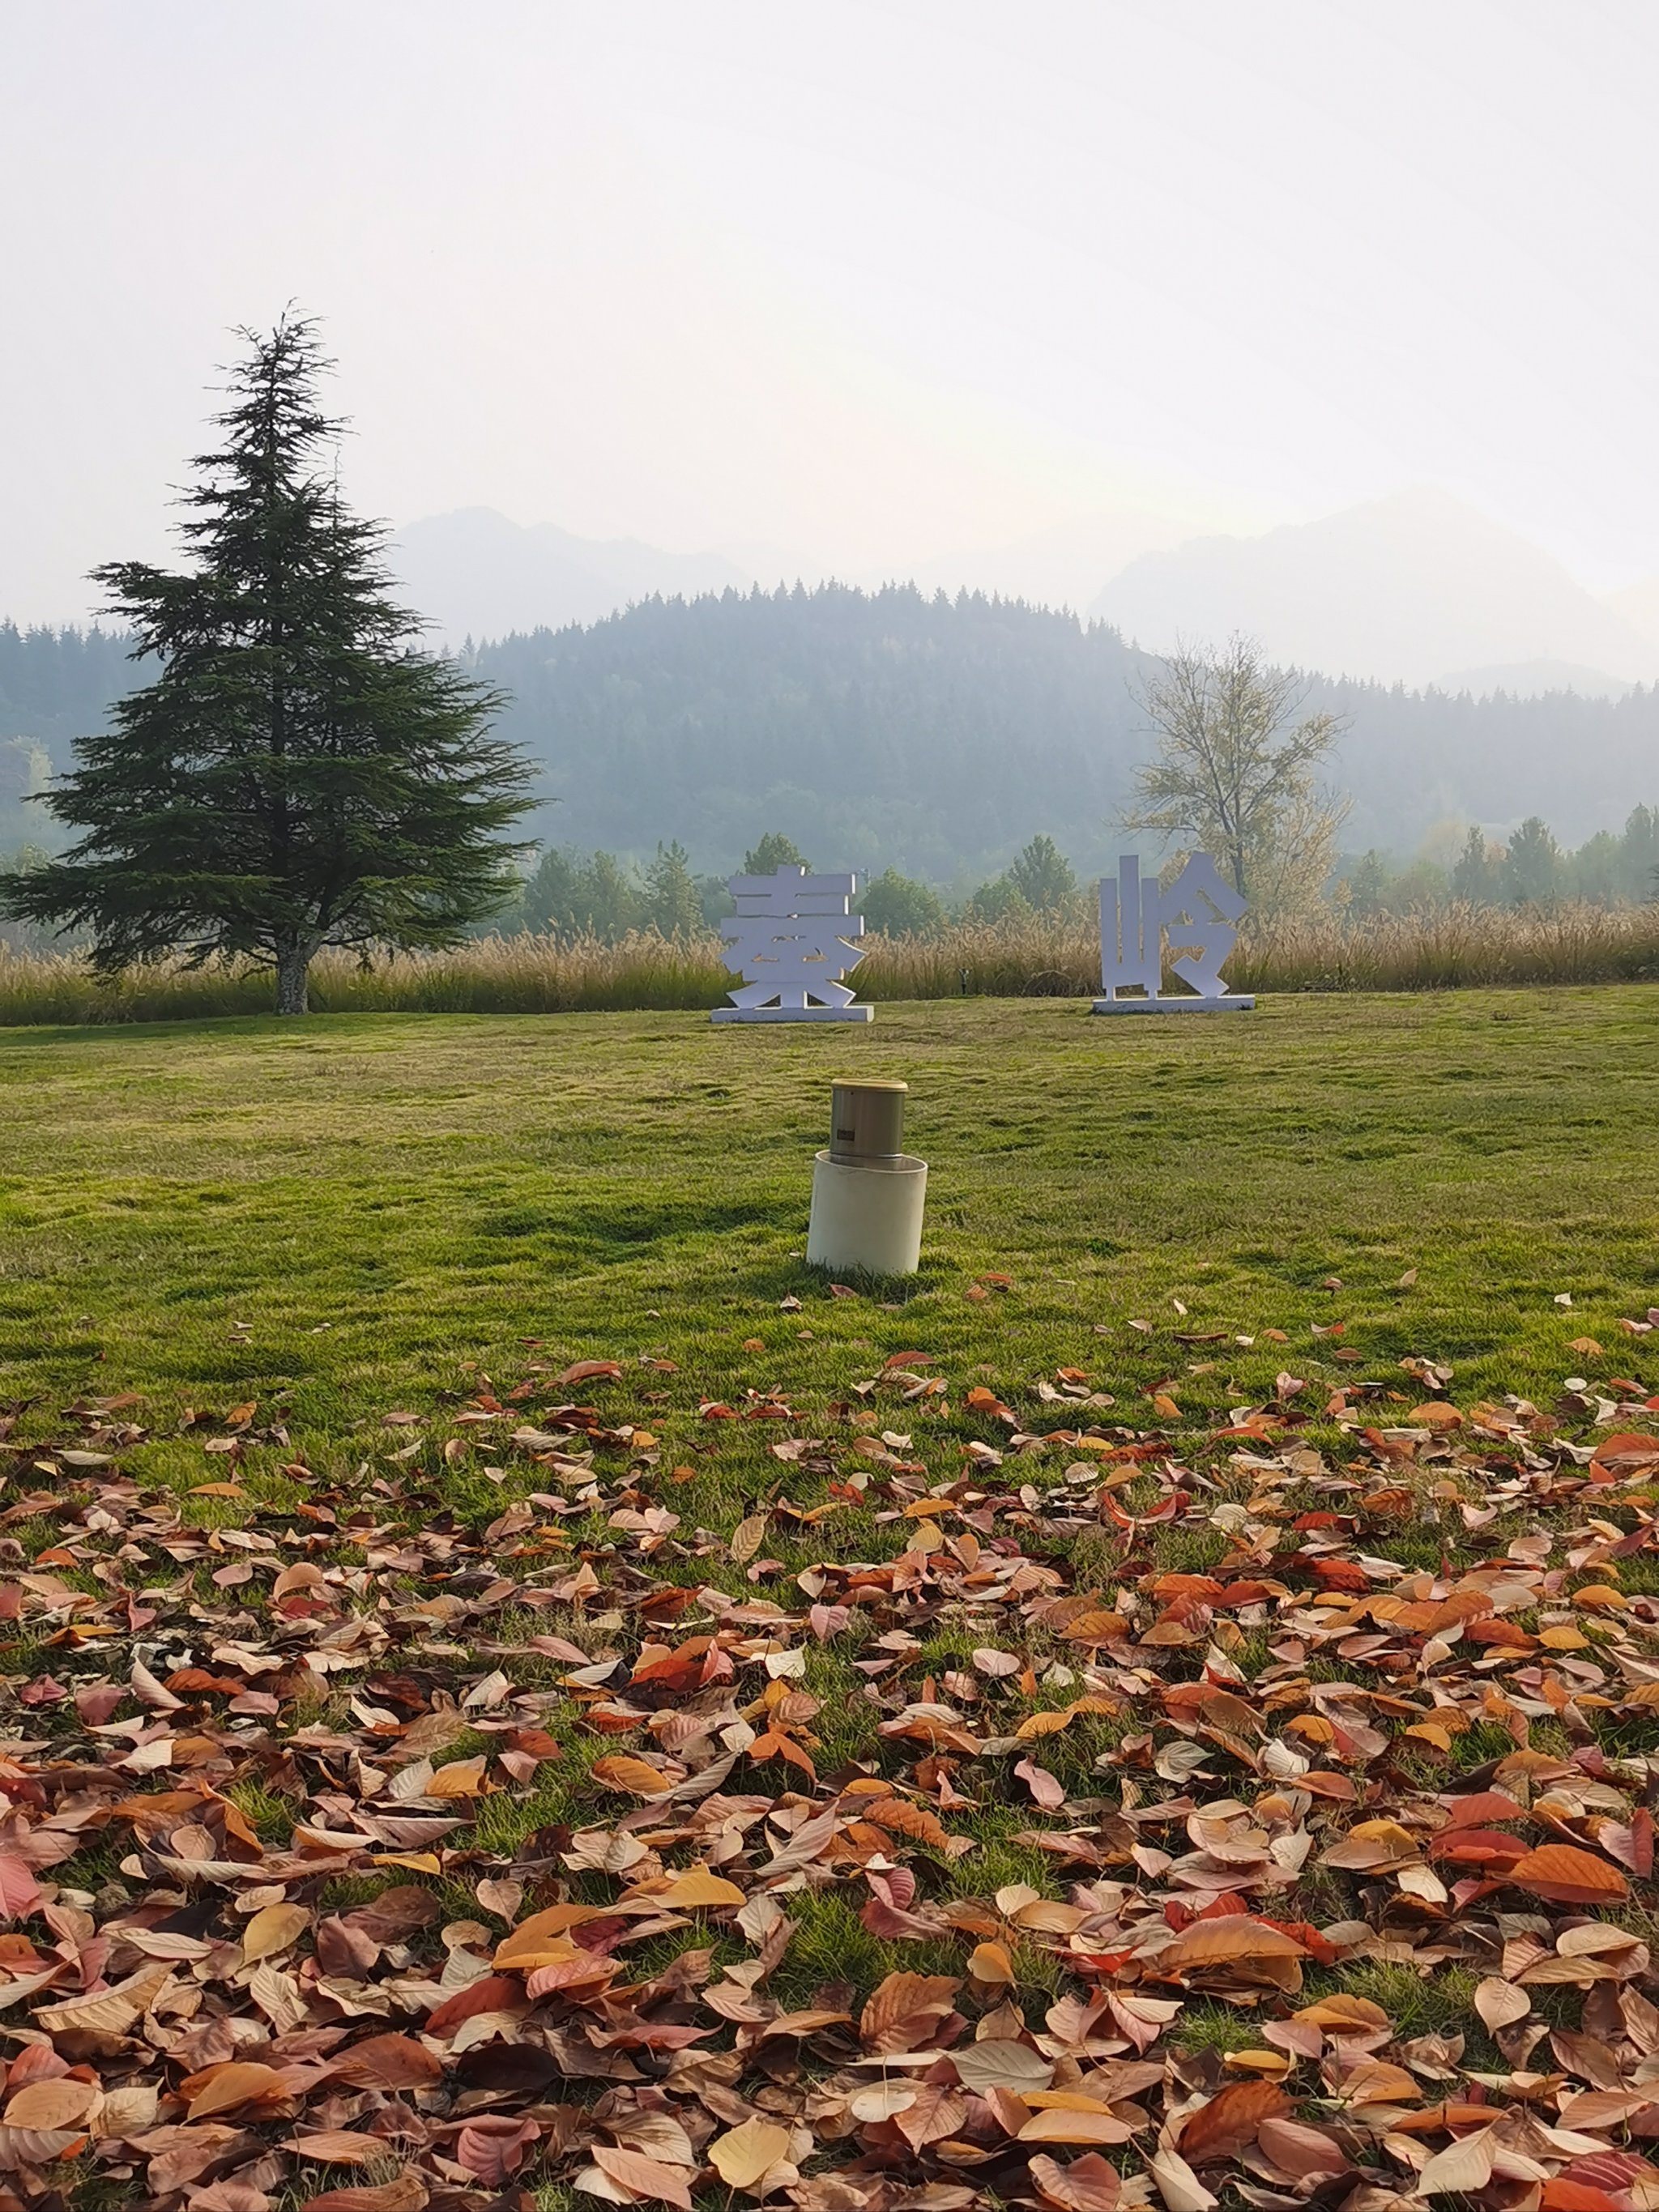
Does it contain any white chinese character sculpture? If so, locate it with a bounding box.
[1093,853,1254,1013]
[712,866,875,1024]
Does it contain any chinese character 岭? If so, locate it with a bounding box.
[1094,853,1253,1012]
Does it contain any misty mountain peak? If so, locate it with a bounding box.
[1091,490,1657,688]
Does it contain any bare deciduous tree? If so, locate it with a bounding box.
[1122,634,1350,914]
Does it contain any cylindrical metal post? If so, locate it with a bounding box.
[807,1079,927,1275]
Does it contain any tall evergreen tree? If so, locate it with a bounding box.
[1,317,534,1012]
[1451,825,1500,905]
[1501,815,1562,907]
[1621,804,1659,901]
[741,830,809,875]
[643,839,702,937]
[1006,832,1078,913]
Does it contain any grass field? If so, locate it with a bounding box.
[2,987,1656,1433]
[4,989,1659,2207]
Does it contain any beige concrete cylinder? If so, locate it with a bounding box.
[806,1150,927,1276]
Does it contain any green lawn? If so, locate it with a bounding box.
[2,987,1655,1441]
[4,991,1659,2207]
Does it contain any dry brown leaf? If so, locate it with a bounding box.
[589,2142,696,2209]
[706,2118,792,2191]
[1474,1975,1531,2031]
[1508,1843,1631,1904]
[184,2061,289,2117]
[3,2078,100,2131]
[1255,2117,1348,2179]
[860,1970,962,2052]
[427,1756,487,1798]
[283,2132,386,2165]
[730,1514,769,1564]
[1018,2109,1135,2146]
[1418,2128,1497,2194]
[654,1865,745,1908]
[591,1754,676,1796]
[242,1900,309,1961]
[301,2180,429,2212]
[1146,2146,1218,2212]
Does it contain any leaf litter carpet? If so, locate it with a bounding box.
[1,1315,1659,2210]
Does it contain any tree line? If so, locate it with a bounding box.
[2,316,1655,1008]
[1339,810,1659,915]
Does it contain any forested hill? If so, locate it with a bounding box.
[0,624,133,753]
[471,584,1659,873]
[6,587,1658,876]
[476,586,1158,880]
[0,623,134,846]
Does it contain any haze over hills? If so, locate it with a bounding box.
[1090,488,1659,693]
[387,509,750,646]
[6,587,1658,876]
[1606,576,1659,660]
[390,491,1659,703]
[1432,659,1633,702]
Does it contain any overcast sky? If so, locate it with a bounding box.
[5,0,1657,624]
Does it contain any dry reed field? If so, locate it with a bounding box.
[0,900,1656,1023]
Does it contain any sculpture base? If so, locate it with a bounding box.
[712,1005,874,1024]
[1091,995,1255,1014]
[807,1152,926,1275]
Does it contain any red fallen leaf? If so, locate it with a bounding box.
[0,1855,43,1923]
[424,1974,526,2037]
[557,1359,623,1384]
[1311,1558,1371,1591]
[1299,1771,1358,1800]
[1179,2079,1291,2162]
[1028,2152,1122,2211]
[1600,1807,1655,1877]
[1436,1792,1525,1828]
[1540,2186,1627,2212]
[882,1352,935,1369]
[1429,1828,1530,1867]
[1507,1843,1631,1904]
[1555,2156,1659,2201]
[301,2180,429,2212]
[454,2113,541,2182]
[1589,1433,1659,1481]
[327,2034,445,2090]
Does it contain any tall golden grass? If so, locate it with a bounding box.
[0,901,1655,1024]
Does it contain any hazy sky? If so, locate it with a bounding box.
[6,0,1658,624]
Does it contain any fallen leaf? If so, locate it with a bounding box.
[706,2117,792,2191]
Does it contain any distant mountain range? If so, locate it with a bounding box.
[387,509,749,645]
[393,491,1659,701]
[1090,488,1658,692]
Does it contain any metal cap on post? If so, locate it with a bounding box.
[830,1079,907,1165]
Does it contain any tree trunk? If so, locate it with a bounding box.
[275,937,311,1016]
